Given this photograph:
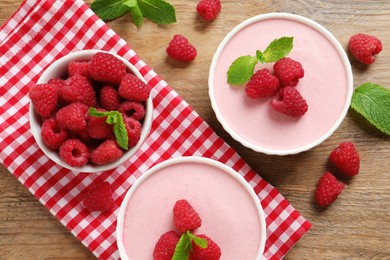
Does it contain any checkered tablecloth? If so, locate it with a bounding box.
[0,0,311,259]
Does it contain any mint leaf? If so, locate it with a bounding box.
[91,0,132,21]
[187,231,208,249]
[227,55,258,85]
[172,232,192,260]
[256,50,265,63]
[130,4,144,28]
[138,0,176,24]
[351,82,390,136]
[123,0,137,8]
[262,37,293,63]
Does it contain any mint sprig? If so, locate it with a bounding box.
[351,82,390,136]
[88,108,129,150]
[90,0,176,28]
[172,231,208,260]
[227,36,294,85]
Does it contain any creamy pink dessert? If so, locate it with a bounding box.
[209,13,353,155]
[117,157,266,260]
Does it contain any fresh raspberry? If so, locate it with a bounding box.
[173,199,202,233]
[118,73,151,102]
[82,181,115,212]
[87,112,114,140]
[119,101,145,121]
[273,57,304,87]
[123,115,142,147]
[41,118,69,150]
[330,141,360,176]
[90,139,124,165]
[271,86,308,117]
[166,34,197,62]
[29,83,59,118]
[196,0,221,21]
[89,52,127,84]
[68,61,90,78]
[189,234,221,260]
[153,231,180,260]
[349,33,382,65]
[56,102,89,132]
[48,78,65,91]
[100,85,121,111]
[245,69,280,98]
[61,74,97,107]
[314,172,344,207]
[59,139,89,167]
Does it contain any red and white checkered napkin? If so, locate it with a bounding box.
[0,1,311,259]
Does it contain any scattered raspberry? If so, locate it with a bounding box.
[59,139,89,167]
[119,101,145,121]
[173,199,202,233]
[82,181,115,212]
[330,141,360,176]
[273,57,304,87]
[166,34,197,62]
[89,52,127,84]
[61,74,97,107]
[56,102,89,132]
[189,234,221,260]
[314,172,344,207]
[90,139,124,165]
[118,73,151,102]
[68,61,90,78]
[245,69,280,98]
[87,112,114,140]
[41,118,69,150]
[153,231,180,260]
[271,86,308,117]
[196,0,221,21]
[123,116,142,147]
[349,33,382,65]
[29,83,59,118]
[100,85,121,111]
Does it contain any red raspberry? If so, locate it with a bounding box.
[59,139,89,167]
[330,141,360,176]
[29,83,59,118]
[89,52,127,84]
[119,101,145,121]
[61,74,97,107]
[118,73,151,102]
[123,116,142,147]
[349,33,382,65]
[68,61,90,78]
[41,118,69,150]
[245,69,280,98]
[82,181,115,212]
[314,172,344,207]
[90,139,124,165]
[100,85,121,111]
[153,231,180,260]
[48,78,65,91]
[271,86,308,117]
[56,102,89,132]
[273,57,304,87]
[173,199,202,233]
[189,234,221,260]
[166,34,197,62]
[87,112,114,140]
[196,0,221,21]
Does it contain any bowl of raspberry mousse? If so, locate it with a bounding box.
[29,50,153,173]
[209,13,353,155]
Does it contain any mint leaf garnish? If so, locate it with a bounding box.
[88,108,129,150]
[227,55,258,86]
[172,231,208,260]
[138,0,176,24]
[130,3,143,28]
[351,82,390,136]
[90,0,132,21]
[187,231,208,249]
[262,37,293,63]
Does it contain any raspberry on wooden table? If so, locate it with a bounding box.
[41,118,69,150]
[166,34,197,62]
[82,181,115,212]
[315,172,344,207]
[153,230,180,260]
[173,199,202,233]
[271,86,308,117]
[196,0,221,21]
[88,52,127,84]
[273,57,304,87]
[59,139,89,167]
[118,73,151,102]
[29,83,59,118]
[189,234,221,260]
[330,141,360,176]
[90,139,124,165]
[245,68,280,99]
[349,33,382,65]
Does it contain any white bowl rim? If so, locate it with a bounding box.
[29,49,153,173]
[208,12,353,155]
[116,156,267,260]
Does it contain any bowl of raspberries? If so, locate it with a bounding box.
[29,50,153,172]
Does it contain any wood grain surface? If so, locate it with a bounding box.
[1,0,390,259]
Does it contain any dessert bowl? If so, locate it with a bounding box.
[209,13,353,155]
[29,50,153,173]
[116,156,266,260]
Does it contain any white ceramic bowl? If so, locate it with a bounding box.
[209,13,353,155]
[116,156,266,260]
[29,50,153,172]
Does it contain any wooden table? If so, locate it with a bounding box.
[1,0,390,259]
